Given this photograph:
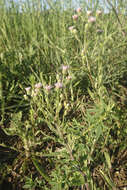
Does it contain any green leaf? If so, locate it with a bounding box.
[96,125,102,140]
[104,151,112,169]
[32,157,51,183]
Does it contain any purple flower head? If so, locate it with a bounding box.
[61,65,69,72]
[35,82,42,89]
[44,85,53,91]
[96,10,102,16]
[88,16,96,23]
[55,82,63,89]
[72,14,78,20]
[25,87,31,92]
[76,8,82,13]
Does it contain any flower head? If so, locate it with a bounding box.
[66,75,72,80]
[96,10,102,16]
[87,10,92,16]
[76,8,82,13]
[72,14,78,20]
[61,65,69,72]
[35,82,42,89]
[69,26,75,31]
[25,87,31,92]
[88,16,96,23]
[44,85,53,91]
[55,82,63,89]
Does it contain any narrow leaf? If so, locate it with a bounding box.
[104,151,112,169]
[32,157,51,183]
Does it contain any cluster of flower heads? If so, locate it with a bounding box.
[69,8,103,33]
[24,65,72,98]
[25,82,43,97]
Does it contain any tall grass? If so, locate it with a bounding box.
[0,0,127,189]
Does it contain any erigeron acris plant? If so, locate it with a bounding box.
[24,82,43,98]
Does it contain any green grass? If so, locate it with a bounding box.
[0,0,127,189]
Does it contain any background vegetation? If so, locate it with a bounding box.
[0,0,127,189]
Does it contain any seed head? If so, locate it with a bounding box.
[66,75,72,80]
[61,65,69,72]
[87,10,92,16]
[96,10,102,16]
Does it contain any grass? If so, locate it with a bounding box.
[0,0,127,189]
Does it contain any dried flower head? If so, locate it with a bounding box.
[88,16,96,23]
[72,14,78,20]
[96,10,102,16]
[87,10,92,16]
[66,75,72,80]
[35,82,42,89]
